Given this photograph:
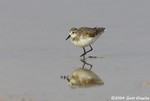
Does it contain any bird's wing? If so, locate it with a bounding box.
[78,27,97,37]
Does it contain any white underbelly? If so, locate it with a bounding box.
[71,35,100,47]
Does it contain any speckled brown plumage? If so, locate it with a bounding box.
[70,27,105,37]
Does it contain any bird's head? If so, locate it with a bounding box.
[66,27,78,40]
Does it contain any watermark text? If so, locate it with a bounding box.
[111,96,149,101]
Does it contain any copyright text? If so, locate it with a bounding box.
[111,96,150,101]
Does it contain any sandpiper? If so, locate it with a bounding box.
[66,27,105,58]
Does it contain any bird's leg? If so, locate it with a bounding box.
[81,60,85,68]
[80,47,86,57]
[85,45,93,55]
[80,45,93,57]
[80,59,92,70]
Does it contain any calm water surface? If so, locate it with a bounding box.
[0,0,150,101]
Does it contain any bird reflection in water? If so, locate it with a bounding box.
[61,60,104,88]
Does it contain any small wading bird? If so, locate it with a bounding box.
[66,27,105,58]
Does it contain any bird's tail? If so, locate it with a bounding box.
[94,27,105,35]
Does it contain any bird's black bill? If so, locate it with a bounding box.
[66,35,71,40]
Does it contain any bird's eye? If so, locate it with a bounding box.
[72,31,74,34]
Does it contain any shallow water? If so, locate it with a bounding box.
[0,0,150,101]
